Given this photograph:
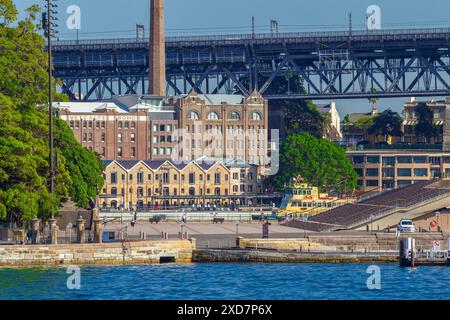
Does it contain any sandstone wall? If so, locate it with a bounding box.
[237,237,329,251]
[0,239,195,267]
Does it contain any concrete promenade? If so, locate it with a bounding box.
[104,222,304,248]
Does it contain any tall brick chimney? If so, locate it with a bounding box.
[149,0,166,96]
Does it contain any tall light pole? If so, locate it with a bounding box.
[43,0,58,218]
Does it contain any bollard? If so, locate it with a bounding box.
[399,239,409,267]
[31,218,40,244]
[409,237,415,268]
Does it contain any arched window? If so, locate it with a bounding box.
[250,112,262,121]
[207,111,220,120]
[228,111,241,120]
[188,111,200,120]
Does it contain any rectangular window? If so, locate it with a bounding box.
[214,173,221,184]
[382,157,395,166]
[137,172,144,184]
[382,168,395,178]
[153,136,158,143]
[163,173,169,184]
[110,172,117,184]
[153,125,158,132]
[131,147,136,158]
[130,133,136,143]
[366,168,379,177]
[414,168,428,177]
[366,180,379,187]
[353,156,364,164]
[117,147,123,157]
[397,168,412,177]
[413,157,427,164]
[367,156,379,164]
[189,173,195,184]
[429,157,441,165]
[101,133,106,142]
[397,157,412,164]
[153,147,158,155]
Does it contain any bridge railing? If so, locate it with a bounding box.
[51,27,450,47]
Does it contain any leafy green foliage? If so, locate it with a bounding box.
[279,99,329,139]
[414,102,439,143]
[368,109,403,141]
[270,132,358,192]
[0,0,104,223]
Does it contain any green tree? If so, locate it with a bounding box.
[0,0,104,224]
[280,99,328,139]
[368,109,403,142]
[414,102,439,143]
[270,132,358,193]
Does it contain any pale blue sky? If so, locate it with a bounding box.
[15,0,450,115]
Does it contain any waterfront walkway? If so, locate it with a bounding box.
[104,222,305,248]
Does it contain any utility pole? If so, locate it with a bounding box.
[252,16,255,40]
[349,13,353,37]
[43,0,59,219]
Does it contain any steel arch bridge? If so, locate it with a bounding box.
[52,27,450,101]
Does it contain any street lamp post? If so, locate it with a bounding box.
[43,0,59,219]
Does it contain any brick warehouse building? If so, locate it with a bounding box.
[56,90,269,166]
[102,159,261,209]
[57,95,178,160]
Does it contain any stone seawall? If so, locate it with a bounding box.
[193,249,398,264]
[237,237,329,251]
[0,239,195,267]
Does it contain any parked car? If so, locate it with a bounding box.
[397,219,416,233]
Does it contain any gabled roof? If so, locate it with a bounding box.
[142,160,173,171]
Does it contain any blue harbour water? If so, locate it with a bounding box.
[0,263,449,300]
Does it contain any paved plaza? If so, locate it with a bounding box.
[104,222,306,248]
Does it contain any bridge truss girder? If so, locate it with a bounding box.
[54,52,450,101]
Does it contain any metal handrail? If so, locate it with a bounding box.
[346,188,450,229]
[51,26,450,47]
